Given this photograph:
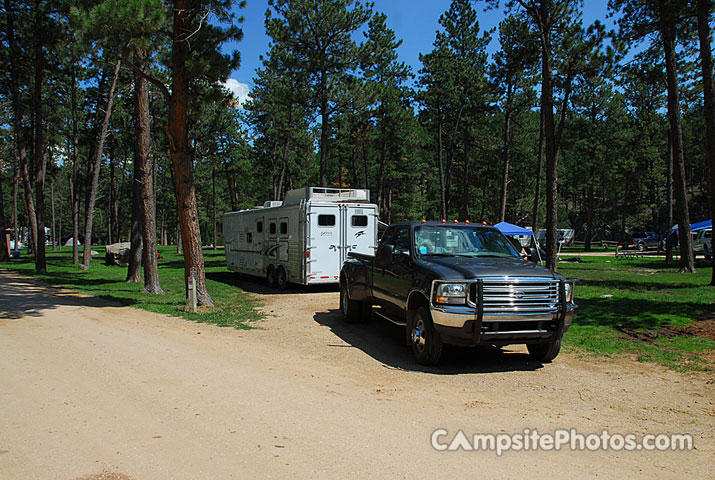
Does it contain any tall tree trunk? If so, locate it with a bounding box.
[531,108,544,235]
[81,59,121,270]
[5,0,36,257]
[538,6,559,272]
[500,100,513,223]
[666,129,673,229]
[212,163,217,250]
[459,136,471,222]
[69,66,81,264]
[585,168,595,252]
[13,169,19,253]
[319,74,329,187]
[377,108,388,211]
[32,0,47,273]
[0,167,7,262]
[127,157,143,281]
[134,53,163,294]
[437,110,447,220]
[223,157,238,211]
[697,0,715,284]
[51,182,56,251]
[109,140,116,245]
[168,0,212,306]
[661,17,695,273]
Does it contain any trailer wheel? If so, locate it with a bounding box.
[276,266,288,290]
[266,266,278,288]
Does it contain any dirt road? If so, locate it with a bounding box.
[0,271,712,479]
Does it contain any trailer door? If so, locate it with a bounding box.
[307,205,340,283]
[344,205,377,261]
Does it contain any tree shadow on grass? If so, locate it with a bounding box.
[578,279,699,291]
[313,309,545,374]
[575,297,710,330]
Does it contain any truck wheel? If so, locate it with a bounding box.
[276,266,288,290]
[527,339,562,363]
[410,307,443,365]
[637,242,645,252]
[266,266,278,288]
[340,282,362,323]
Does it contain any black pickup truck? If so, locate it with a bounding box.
[339,222,577,365]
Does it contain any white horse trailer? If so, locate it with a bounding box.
[222,187,378,288]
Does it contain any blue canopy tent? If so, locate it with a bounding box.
[665,219,712,248]
[493,222,534,236]
[671,219,712,232]
[494,222,542,261]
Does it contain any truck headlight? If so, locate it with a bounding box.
[564,282,575,303]
[435,283,468,305]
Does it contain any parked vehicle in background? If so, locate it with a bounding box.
[693,228,712,260]
[340,221,577,365]
[534,228,575,247]
[222,187,378,289]
[622,231,660,251]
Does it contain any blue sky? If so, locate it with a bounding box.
[223,1,613,103]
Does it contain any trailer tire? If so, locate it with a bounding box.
[340,282,362,323]
[266,266,278,288]
[276,266,288,290]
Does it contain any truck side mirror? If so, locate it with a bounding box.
[377,244,394,266]
[527,247,539,263]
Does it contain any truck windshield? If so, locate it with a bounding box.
[414,225,521,258]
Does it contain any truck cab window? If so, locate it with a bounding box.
[392,227,410,255]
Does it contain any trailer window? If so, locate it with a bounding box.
[269,222,276,235]
[318,214,335,227]
[352,215,368,227]
[256,221,263,233]
[280,221,288,235]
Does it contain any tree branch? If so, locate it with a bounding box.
[120,56,171,103]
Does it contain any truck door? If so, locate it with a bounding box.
[373,225,412,315]
[307,205,341,282]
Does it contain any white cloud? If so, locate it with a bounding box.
[223,78,251,108]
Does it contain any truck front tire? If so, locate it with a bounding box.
[527,338,562,363]
[409,307,443,365]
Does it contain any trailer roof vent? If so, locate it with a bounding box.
[263,201,283,208]
[283,187,370,205]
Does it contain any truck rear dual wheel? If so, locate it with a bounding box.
[527,338,562,363]
[410,307,443,366]
[340,282,362,323]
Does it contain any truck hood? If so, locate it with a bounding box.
[420,256,560,280]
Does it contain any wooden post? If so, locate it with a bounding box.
[188,267,197,312]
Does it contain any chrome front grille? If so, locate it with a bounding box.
[471,277,560,316]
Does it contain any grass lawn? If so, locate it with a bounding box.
[0,246,261,329]
[558,256,715,372]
